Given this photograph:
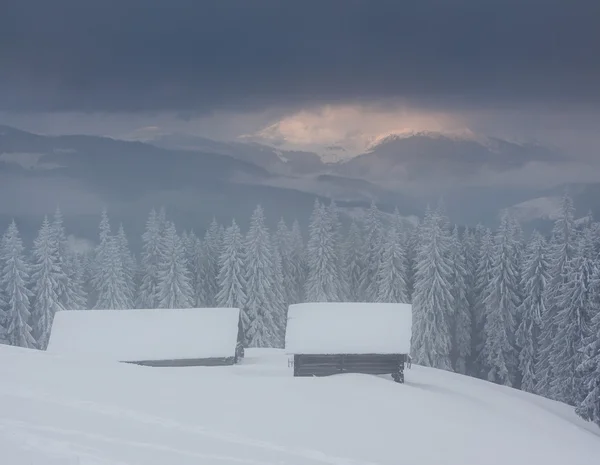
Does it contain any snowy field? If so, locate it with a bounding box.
[1,345,599,465]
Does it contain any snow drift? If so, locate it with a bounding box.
[1,345,599,465]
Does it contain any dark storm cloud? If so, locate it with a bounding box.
[1,0,599,113]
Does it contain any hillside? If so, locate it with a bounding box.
[1,345,598,464]
[0,125,328,247]
[1,125,598,239]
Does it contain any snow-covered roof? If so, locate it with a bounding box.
[285,302,412,355]
[47,308,241,361]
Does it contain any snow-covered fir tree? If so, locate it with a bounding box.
[0,221,35,348]
[92,210,133,310]
[116,224,137,304]
[182,230,202,305]
[274,218,298,306]
[404,221,420,303]
[201,219,222,306]
[462,227,479,375]
[289,220,307,303]
[549,227,595,404]
[216,220,248,332]
[359,201,384,301]
[156,222,194,309]
[244,205,280,347]
[473,226,494,377]
[536,192,578,397]
[137,209,163,309]
[327,201,349,301]
[374,209,407,304]
[576,282,600,427]
[344,220,364,302]
[305,200,342,302]
[515,231,550,393]
[482,212,521,386]
[31,217,65,349]
[51,207,83,310]
[190,235,206,307]
[411,206,454,370]
[450,225,471,374]
[0,279,6,344]
[271,241,288,346]
[64,250,88,310]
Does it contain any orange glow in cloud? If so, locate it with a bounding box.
[244,104,472,156]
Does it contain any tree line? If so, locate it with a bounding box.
[0,194,599,428]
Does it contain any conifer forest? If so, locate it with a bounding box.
[1,193,599,429]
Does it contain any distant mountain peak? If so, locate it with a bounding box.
[365,129,482,152]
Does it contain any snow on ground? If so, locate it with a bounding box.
[1,345,599,465]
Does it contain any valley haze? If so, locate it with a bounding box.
[0,124,597,249]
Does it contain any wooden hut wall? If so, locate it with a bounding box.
[124,356,237,367]
[293,354,405,377]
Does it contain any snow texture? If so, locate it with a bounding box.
[47,308,241,361]
[285,302,412,355]
[1,345,599,465]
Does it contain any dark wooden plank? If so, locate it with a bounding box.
[123,357,236,367]
[293,353,406,382]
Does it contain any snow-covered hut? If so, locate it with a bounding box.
[47,308,245,367]
[285,302,412,382]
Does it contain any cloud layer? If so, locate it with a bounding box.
[243,104,471,156]
[1,0,599,113]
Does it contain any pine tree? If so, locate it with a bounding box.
[274,218,298,306]
[190,234,206,306]
[462,227,479,375]
[515,231,550,393]
[183,230,202,304]
[116,224,136,305]
[326,201,349,300]
[473,226,494,377]
[344,220,364,302]
[411,207,454,369]
[271,241,288,346]
[0,221,35,348]
[305,200,342,302]
[64,250,88,310]
[201,219,222,306]
[137,209,163,309]
[290,220,306,303]
[482,213,521,386]
[550,227,595,404]
[51,207,82,310]
[536,192,578,397]
[216,220,248,332]
[374,210,407,303]
[90,208,112,302]
[576,286,600,427]
[156,222,194,309]
[359,201,384,301]
[244,205,279,347]
[92,210,132,310]
[404,221,420,303]
[0,281,7,344]
[31,217,65,349]
[450,225,471,374]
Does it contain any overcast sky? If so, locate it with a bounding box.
[1,0,599,158]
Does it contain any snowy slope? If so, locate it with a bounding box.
[1,345,599,465]
[507,196,563,222]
